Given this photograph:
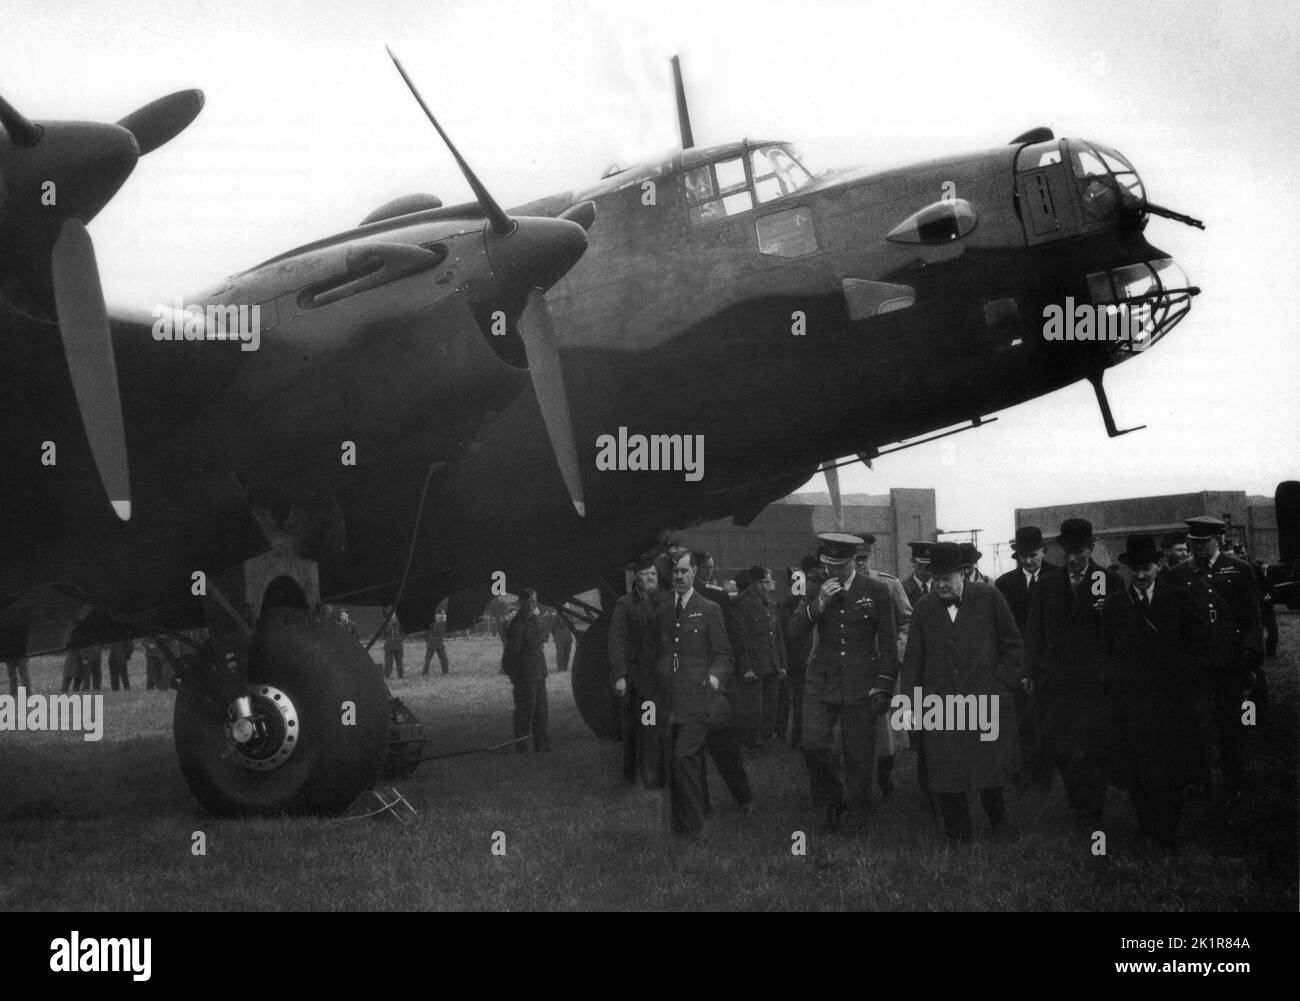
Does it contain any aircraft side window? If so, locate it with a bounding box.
[756,207,818,258]
[751,146,812,204]
[686,156,754,225]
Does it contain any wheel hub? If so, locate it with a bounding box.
[226,685,300,771]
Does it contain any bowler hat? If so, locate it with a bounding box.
[1056,518,1095,548]
[927,541,969,576]
[1118,534,1162,567]
[959,542,983,564]
[1011,526,1045,552]
[1159,531,1186,549]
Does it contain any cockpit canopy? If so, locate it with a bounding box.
[1018,137,1145,219]
[682,142,815,225]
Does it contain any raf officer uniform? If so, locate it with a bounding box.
[654,585,741,835]
[1167,517,1264,803]
[786,534,899,833]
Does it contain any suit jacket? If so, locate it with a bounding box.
[899,583,1022,794]
[654,590,733,724]
[787,572,899,704]
[1100,583,1210,792]
[994,561,1058,633]
[1023,560,1123,754]
[733,588,788,677]
[1167,553,1263,675]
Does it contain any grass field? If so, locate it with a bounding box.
[1,616,1296,911]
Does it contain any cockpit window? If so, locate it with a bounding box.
[1071,141,1145,219]
[686,155,754,224]
[751,145,813,204]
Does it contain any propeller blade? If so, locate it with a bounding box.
[519,290,585,517]
[385,47,514,236]
[0,94,42,147]
[671,55,694,149]
[116,89,204,156]
[50,217,131,520]
[822,462,843,529]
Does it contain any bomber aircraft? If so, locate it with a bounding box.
[0,53,1202,815]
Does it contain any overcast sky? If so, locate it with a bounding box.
[5,0,1297,573]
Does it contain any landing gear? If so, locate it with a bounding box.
[174,607,388,816]
[570,614,621,740]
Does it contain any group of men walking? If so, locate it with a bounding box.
[606,515,1272,850]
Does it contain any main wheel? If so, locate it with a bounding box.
[570,616,621,739]
[174,607,389,816]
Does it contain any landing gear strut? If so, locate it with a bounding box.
[171,553,388,816]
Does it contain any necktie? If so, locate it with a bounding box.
[921,581,929,594]
[1071,573,1083,593]
[1137,588,1149,610]
[675,595,684,622]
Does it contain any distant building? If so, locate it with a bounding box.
[1016,490,1279,566]
[676,488,937,588]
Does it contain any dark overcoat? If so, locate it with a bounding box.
[1023,561,1123,755]
[899,583,1022,794]
[1100,583,1211,793]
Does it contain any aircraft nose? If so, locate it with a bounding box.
[484,216,589,293]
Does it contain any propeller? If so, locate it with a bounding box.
[822,462,844,529]
[519,291,585,516]
[386,48,590,516]
[0,88,205,521]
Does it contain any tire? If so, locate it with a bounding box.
[570,616,621,740]
[174,607,389,817]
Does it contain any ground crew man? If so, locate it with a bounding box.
[504,588,551,752]
[381,605,405,679]
[423,610,449,675]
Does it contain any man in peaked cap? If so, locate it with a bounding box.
[787,533,898,834]
[996,526,1057,788]
[1166,516,1264,810]
[903,542,933,605]
[900,541,1022,841]
[1101,534,1209,853]
[1024,518,1123,827]
[855,537,912,799]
